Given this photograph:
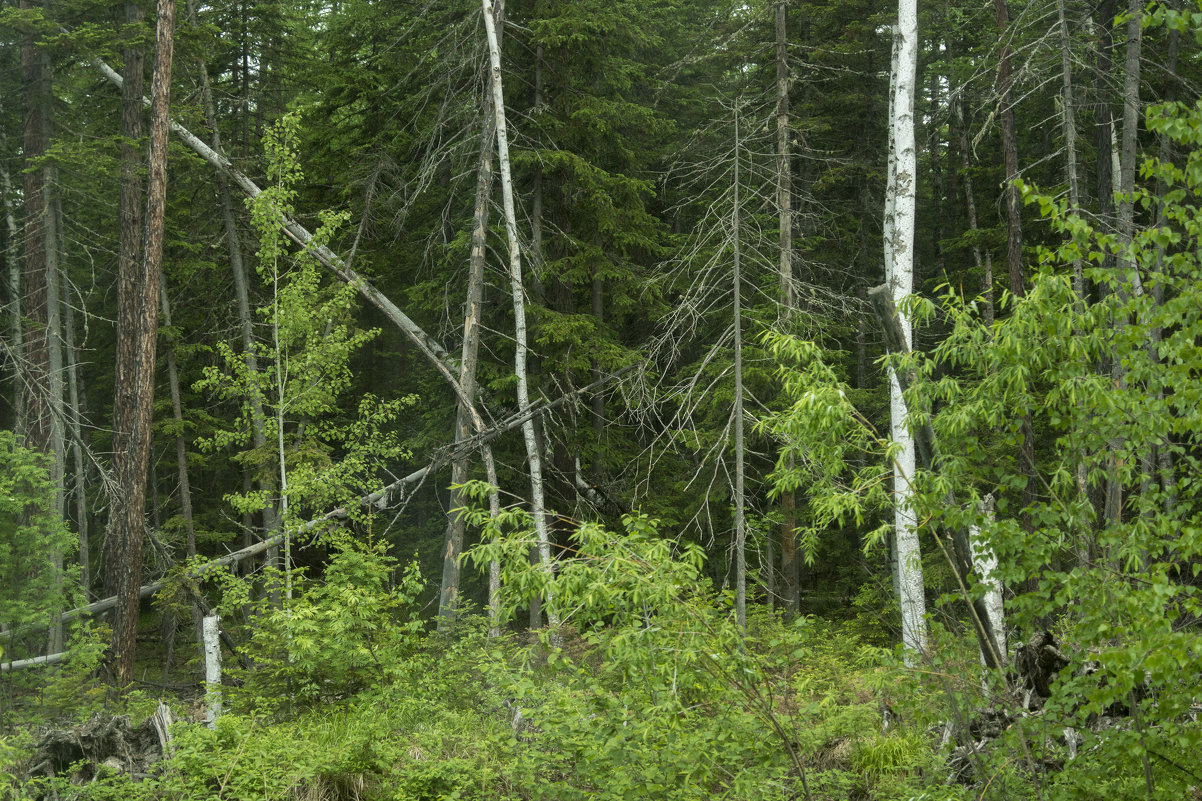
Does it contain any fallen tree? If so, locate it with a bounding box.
[0,651,72,672]
[0,366,632,648]
[87,54,468,407]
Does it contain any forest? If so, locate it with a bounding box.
[1,0,1201,797]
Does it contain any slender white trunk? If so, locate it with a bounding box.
[969,494,1005,664]
[202,614,222,728]
[733,107,747,632]
[482,0,558,630]
[885,14,927,663]
[439,0,505,629]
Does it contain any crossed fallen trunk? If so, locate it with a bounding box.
[0,367,629,670]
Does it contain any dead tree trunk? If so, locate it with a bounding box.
[21,0,66,656]
[1,160,23,440]
[438,0,506,630]
[106,0,145,602]
[994,0,1023,299]
[482,0,559,631]
[64,278,88,595]
[775,0,801,619]
[733,107,747,632]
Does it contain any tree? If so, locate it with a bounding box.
[482,0,559,630]
[883,5,927,662]
[0,430,73,659]
[108,0,175,685]
[438,0,505,631]
[195,114,411,602]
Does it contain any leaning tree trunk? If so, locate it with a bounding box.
[482,0,559,630]
[884,11,928,664]
[438,0,506,630]
[110,0,175,686]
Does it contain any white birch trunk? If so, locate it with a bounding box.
[885,15,928,664]
[482,0,558,630]
[968,494,1005,664]
[202,614,222,728]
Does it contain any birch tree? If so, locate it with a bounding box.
[481,0,558,630]
[883,11,927,663]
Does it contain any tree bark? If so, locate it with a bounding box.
[994,0,1024,298]
[0,160,23,440]
[482,0,559,631]
[45,160,67,655]
[1116,0,1141,283]
[109,0,175,686]
[107,1,145,604]
[64,273,87,596]
[438,0,506,630]
[1093,0,1116,253]
[968,494,1006,664]
[775,0,800,619]
[21,0,66,656]
[733,106,747,632]
[884,14,928,663]
[1056,0,1083,297]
